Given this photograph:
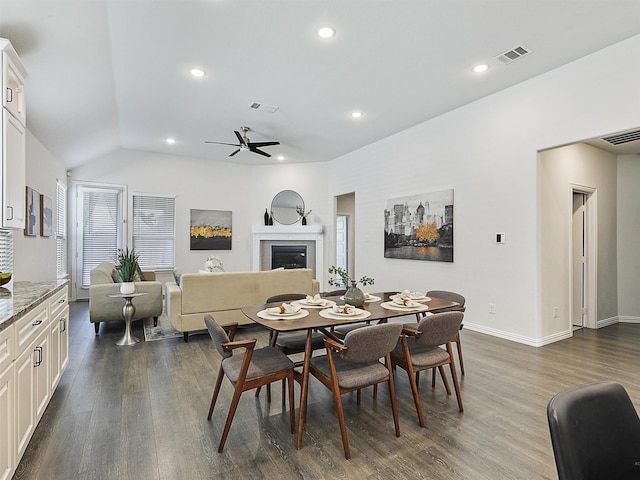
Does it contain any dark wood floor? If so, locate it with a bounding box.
[12,301,640,479]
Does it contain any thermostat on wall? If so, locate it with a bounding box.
[496,233,505,244]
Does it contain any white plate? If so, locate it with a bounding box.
[330,307,363,316]
[292,299,336,309]
[257,309,310,321]
[380,301,429,312]
[389,294,431,303]
[319,309,372,320]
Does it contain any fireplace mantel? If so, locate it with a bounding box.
[252,225,324,286]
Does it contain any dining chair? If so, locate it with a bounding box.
[426,290,466,376]
[547,380,640,479]
[309,322,403,459]
[204,315,296,452]
[391,311,464,427]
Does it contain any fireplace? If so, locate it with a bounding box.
[271,245,307,270]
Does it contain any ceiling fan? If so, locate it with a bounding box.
[205,126,280,157]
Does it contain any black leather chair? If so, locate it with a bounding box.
[547,380,640,480]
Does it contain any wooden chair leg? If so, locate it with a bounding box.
[282,378,287,407]
[357,389,362,406]
[456,339,465,375]
[432,368,436,387]
[218,386,244,453]
[208,365,225,421]
[386,356,400,437]
[373,384,378,400]
[332,387,350,460]
[287,374,296,434]
[416,371,420,389]
[439,365,452,394]
[406,365,425,427]
[448,351,464,412]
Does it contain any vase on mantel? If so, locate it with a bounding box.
[302,216,307,225]
[264,208,269,226]
[268,211,273,225]
[344,284,365,307]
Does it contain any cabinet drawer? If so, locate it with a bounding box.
[15,303,48,357]
[0,324,13,373]
[49,287,69,319]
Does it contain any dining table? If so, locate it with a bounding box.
[241,291,459,449]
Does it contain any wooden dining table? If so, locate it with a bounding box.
[241,291,459,449]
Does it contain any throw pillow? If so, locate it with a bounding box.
[111,269,122,283]
[173,269,182,285]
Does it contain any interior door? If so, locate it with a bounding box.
[572,192,586,328]
[336,215,348,278]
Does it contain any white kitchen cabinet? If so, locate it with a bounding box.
[0,324,14,480]
[0,38,27,230]
[49,288,69,391]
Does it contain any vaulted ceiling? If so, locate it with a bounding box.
[1,0,639,169]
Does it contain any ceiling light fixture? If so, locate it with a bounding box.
[351,111,363,118]
[318,26,336,39]
[190,68,206,77]
[166,137,176,144]
[277,155,285,161]
[473,64,489,73]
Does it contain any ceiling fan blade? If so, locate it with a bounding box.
[205,141,241,146]
[248,141,280,148]
[234,130,247,146]
[250,147,271,158]
[229,149,241,157]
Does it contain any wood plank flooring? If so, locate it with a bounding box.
[13,301,640,479]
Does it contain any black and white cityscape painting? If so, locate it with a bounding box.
[384,189,454,262]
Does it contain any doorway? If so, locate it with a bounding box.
[570,186,596,329]
[336,193,355,280]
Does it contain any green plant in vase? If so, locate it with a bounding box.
[116,247,139,294]
[328,265,374,307]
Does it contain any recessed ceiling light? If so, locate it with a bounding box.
[318,26,335,39]
[351,111,363,118]
[277,155,285,161]
[166,137,176,144]
[473,64,489,73]
[190,68,206,77]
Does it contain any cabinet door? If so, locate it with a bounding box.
[2,108,26,229]
[49,318,61,391]
[2,53,25,125]
[0,364,14,480]
[14,344,34,463]
[59,308,69,372]
[33,330,49,422]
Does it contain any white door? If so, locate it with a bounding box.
[336,215,348,285]
[74,185,125,299]
[572,192,587,328]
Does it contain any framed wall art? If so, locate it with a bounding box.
[384,189,454,262]
[190,209,232,250]
[40,194,53,237]
[24,186,41,236]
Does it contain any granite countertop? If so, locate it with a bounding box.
[0,279,69,332]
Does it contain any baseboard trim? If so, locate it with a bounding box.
[597,316,619,328]
[464,323,572,347]
[619,316,640,324]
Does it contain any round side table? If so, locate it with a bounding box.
[108,292,149,346]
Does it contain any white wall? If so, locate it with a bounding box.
[70,149,253,274]
[617,154,640,318]
[324,34,640,345]
[13,130,67,281]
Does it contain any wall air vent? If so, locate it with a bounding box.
[602,129,640,146]
[494,44,531,65]
[249,102,279,114]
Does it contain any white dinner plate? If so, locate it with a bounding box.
[319,309,372,320]
[293,299,337,309]
[389,294,431,303]
[380,301,429,312]
[257,309,310,321]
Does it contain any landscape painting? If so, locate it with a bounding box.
[384,189,454,262]
[190,209,232,250]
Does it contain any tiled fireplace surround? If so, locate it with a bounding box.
[252,225,324,287]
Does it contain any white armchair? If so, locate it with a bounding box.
[89,262,163,334]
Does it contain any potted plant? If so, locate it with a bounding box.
[328,265,374,307]
[116,247,139,294]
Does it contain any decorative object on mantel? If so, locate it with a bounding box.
[190,209,232,250]
[204,255,225,272]
[328,265,374,308]
[384,189,454,263]
[295,206,312,225]
[116,247,139,294]
[264,208,270,226]
[268,211,273,225]
[24,186,41,236]
[40,194,53,237]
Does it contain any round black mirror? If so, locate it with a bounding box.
[271,190,304,225]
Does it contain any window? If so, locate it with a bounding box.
[132,194,175,270]
[79,186,122,288]
[56,181,67,278]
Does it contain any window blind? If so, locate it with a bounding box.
[81,188,120,287]
[132,194,175,270]
[56,181,67,278]
[0,229,13,274]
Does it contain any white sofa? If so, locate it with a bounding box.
[89,262,163,334]
[165,268,320,341]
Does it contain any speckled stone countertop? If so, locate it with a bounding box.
[0,279,69,332]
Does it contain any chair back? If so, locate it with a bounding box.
[342,323,402,363]
[415,311,463,348]
[547,380,640,479]
[266,293,306,303]
[426,290,465,309]
[204,315,233,359]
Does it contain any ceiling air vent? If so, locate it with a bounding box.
[602,129,640,145]
[249,102,279,114]
[494,44,531,65]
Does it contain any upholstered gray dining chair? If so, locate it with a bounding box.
[391,311,464,427]
[309,322,403,459]
[547,380,640,480]
[425,290,466,375]
[204,315,296,452]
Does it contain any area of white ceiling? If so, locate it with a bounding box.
[1,0,639,168]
